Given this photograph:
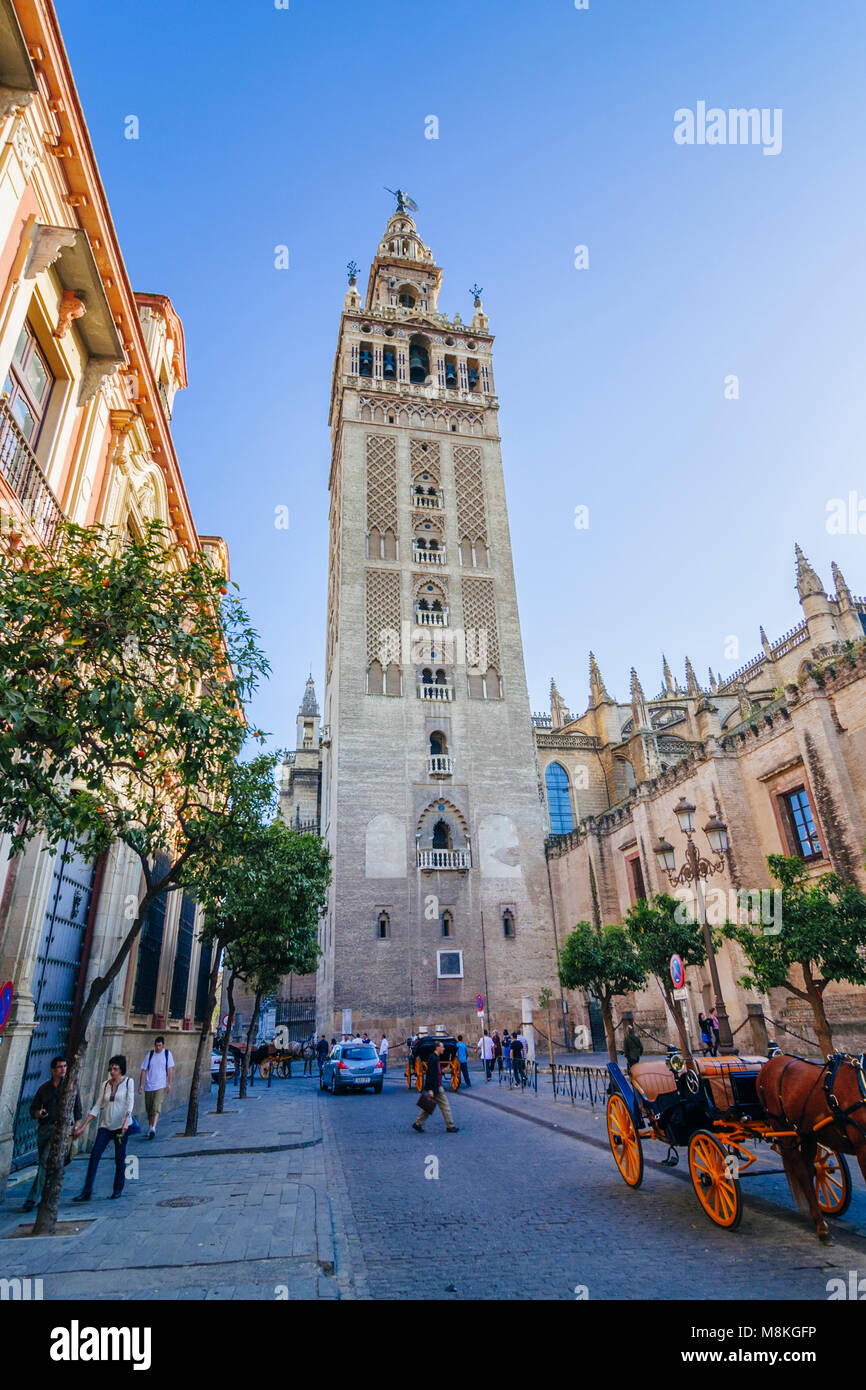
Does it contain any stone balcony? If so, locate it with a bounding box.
[417,848,470,871]
[413,546,446,565]
[414,609,449,627]
[426,754,454,777]
[417,684,453,701]
[411,491,443,510]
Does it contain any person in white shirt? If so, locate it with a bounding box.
[379,1035,389,1073]
[72,1055,136,1201]
[477,1029,495,1080]
[138,1036,175,1138]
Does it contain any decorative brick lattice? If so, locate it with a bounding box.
[454,445,487,545]
[461,576,500,669]
[326,455,342,682]
[410,437,440,482]
[366,569,402,665]
[366,435,398,535]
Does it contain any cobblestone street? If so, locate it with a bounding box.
[3,1064,866,1301]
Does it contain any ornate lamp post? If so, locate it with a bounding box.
[654,797,735,1056]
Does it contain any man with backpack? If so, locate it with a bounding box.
[138,1036,175,1138]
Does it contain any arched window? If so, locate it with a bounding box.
[409,336,430,384]
[385,662,402,696]
[367,660,384,696]
[377,911,390,940]
[441,910,454,938]
[421,667,433,685]
[432,819,452,850]
[429,731,447,756]
[502,909,515,939]
[545,762,574,834]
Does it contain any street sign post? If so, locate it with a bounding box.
[672,986,689,1001]
[669,954,685,990]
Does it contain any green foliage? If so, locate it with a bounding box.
[0,520,269,871]
[624,893,708,984]
[723,854,866,997]
[207,820,332,991]
[558,921,646,1001]
[538,986,553,1011]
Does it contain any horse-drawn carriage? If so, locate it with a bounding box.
[606,1046,864,1236]
[405,1034,461,1092]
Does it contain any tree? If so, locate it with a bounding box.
[624,894,708,1062]
[557,922,646,1061]
[538,987,556,1068]
[0,521,270,1233]
[723,854,866,1058]
[187,819,330,1126]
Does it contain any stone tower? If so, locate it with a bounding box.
[318,200,557,1040]
[278,676,321,831]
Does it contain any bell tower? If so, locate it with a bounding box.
[318,194,557,1040]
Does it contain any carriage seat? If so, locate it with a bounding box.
[629,1060,678,1103]
[695,1057,760,1110]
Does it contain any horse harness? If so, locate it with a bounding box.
[768,1052,866,1145]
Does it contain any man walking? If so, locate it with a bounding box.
[510,1027,526,1087]
[412,1040,459,1133]
[316,1034,330,1077]
[624,1024,643,1074]
[138,1036,174,1139]
[503,1029,512,1074]
[22,1057,81,1212]
[477,1028,495,1080]
[456,1034,471,1087]
[379,1035,389,1073]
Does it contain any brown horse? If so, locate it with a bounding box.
[757,1052,866,1240]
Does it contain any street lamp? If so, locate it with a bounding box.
[654,798,735,1056]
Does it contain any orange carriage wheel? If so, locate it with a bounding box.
[688,1130,743,1230]
[414,1058,424,1091]
[814,1146,852,1217]
[450,1058,460,1091]
[405,1060,413,1089]
[606,1093,644,1188]
[258,1060,271,1080]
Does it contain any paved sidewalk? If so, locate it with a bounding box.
[0,1080,369,1300]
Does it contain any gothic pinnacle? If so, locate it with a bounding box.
[662,654,674,693]
[684,655,700,695]
[831,560,852,606]
[588,651,610,703]
[795,543,824,599]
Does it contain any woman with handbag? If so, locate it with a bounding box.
[72,1055,138,1201]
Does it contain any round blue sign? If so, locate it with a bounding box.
[476,994,484,1010]
[0,980,12,1032]
[669,955,685,990]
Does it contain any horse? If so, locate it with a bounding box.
[757,1052,866,1241]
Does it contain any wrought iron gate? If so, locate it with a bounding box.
[12,840,96,1164]
[275,995,316,1042]
[587,996,606,1053]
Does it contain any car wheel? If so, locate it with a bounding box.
[329,1074,338,1095]
[319,1073,326,1091]
[373,1084,382,1094]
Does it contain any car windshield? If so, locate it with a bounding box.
[342,1047,377,1061]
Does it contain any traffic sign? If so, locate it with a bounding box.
[476,994,484,1010]
[0,980,11,1031]
[672,986,689,1001]
[477,1010,484,1018]
[669,954,685,990]
[220,1012,229,1028]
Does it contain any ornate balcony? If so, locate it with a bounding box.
[417,848,470,871]
[414,609,449,627]
[411,491,443,510]
[413,546,446,565]
[426,754,454,777]
[417,684,453,701]
[0,397,63,548]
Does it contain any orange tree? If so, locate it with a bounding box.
[624,893,708,1062]
[0,520,270,1233]
[557,923,646,1061]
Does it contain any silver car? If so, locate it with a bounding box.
[320,1043,383,1094]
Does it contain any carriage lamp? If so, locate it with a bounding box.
[655,803,735,1057]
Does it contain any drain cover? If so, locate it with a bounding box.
[156,1195,211,1208]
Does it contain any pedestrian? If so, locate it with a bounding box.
[22,1056,82,1212]
[492,1029,503,1075]
[138,1035,174,1138]
[316,1035,330,1076]
[503,1029,512,1073]
[697,1012,712,1057]
[510,1027,526,1086]
[477,1028,495,1080]
[379,1035,389,1073]
[456,1034,471,1087]
[411,1040,459,1133]
[623,1025,643,1074]
[72,1055,136,1202]
[709,1010,720,1057]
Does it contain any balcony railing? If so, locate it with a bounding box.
[413,546,446,565]
[411,491,443,510]
[0,397,64,549]
[414,609,449,627]
[426,754,454,777]
[417,848,470,871]
[417,683,454,701]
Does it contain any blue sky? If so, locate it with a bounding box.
[56,0,866,743]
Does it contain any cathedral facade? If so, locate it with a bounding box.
[310,206,559,1041]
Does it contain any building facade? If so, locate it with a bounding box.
[316,206,559,1042]
[0,0,224,1192]
[540,549,866,1057]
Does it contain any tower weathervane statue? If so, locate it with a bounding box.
[384,186,418,214]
